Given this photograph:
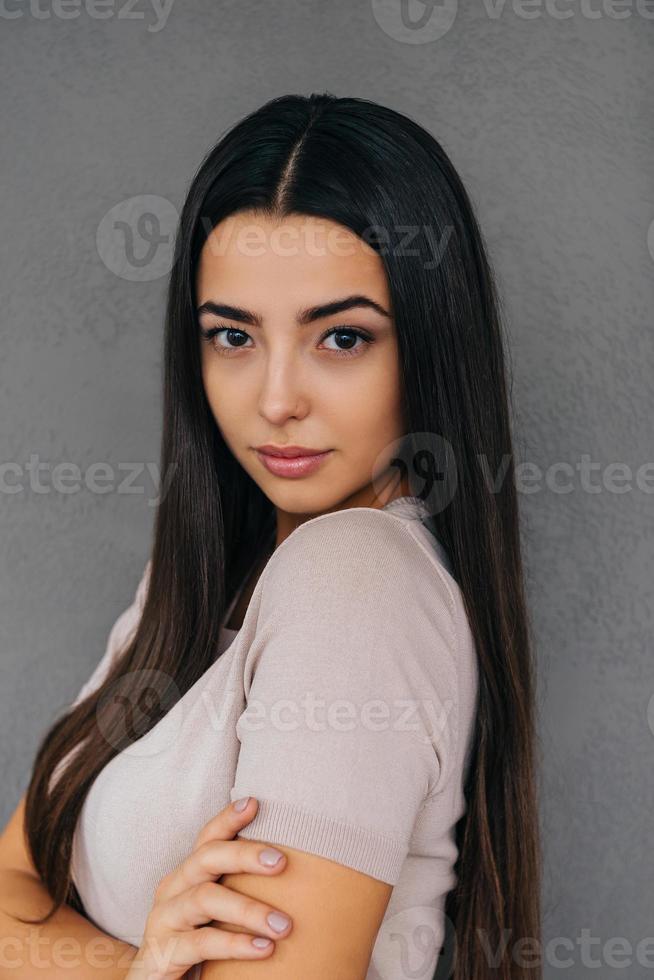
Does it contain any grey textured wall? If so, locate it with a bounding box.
[1,3,652,977]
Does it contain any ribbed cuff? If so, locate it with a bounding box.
[235,797,407,885]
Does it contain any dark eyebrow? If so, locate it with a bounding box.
[196,294,391,327]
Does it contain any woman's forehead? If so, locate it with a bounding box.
[196,214,390,310]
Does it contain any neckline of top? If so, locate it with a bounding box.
[380,494,430,521]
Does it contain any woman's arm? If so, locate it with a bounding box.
[0,795,137,979]
[0,869,138,979]
[199,843,393,979]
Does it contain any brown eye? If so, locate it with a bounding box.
[200,323,374,358]
[201,325,253,352]
[320,327,373,357]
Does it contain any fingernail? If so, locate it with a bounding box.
[267,911,291,933]
[233,796,250,812]
[252,937,272,949]
[259,847,283,866]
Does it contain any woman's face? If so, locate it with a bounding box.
[197,210,410,539]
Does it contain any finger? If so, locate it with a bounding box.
[157,838,287,903]
[138,926,276,975]
[155,797,262,902]
[192,926,277,962]
[162,879,293,942]
[194,797,258,850]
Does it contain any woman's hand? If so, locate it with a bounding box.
[125,796,293,980]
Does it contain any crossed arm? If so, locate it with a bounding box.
[0,795,136,979]
[0,795,392,979]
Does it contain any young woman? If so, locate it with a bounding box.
[4,93,540,980]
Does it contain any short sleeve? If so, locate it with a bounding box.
[68,559,152,711]
[230,510,459,885]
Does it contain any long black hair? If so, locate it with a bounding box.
[22,92,540,980]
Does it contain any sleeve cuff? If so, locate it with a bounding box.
[232,796,408,885]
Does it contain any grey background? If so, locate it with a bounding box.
[1,3,652,977]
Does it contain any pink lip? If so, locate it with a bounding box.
[255,448,333,478]
[255,444,327,457]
